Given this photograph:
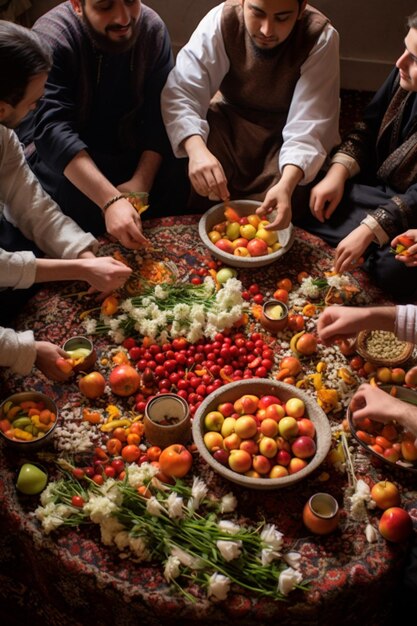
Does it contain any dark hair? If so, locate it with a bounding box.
[0,20,51,106]
[408,11,417,30]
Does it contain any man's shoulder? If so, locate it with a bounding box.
[33,1,80,48]
[140,4,169,36]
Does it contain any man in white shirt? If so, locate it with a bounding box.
[0,20,131,380]
[162,0,340,228]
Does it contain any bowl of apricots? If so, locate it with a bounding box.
[347,385,417,473]
[199,200,295,268]
[0,392,58,450]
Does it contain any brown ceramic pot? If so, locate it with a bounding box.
[302,492,340,535]
[144,394,191,448]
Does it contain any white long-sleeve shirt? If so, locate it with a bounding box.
[396,305,417,344]
[162,3,340,184]
[0,126,98,375]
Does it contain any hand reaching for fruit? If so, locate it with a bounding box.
[35,341,73,382]
[349,383,417,446]
[391,231,417,266]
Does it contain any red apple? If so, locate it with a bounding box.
[378,507,413,543]
[247,238,268,257]
[234,394,259,415]
[371,480,401,510]
[276,449,291,466]
[215,238,235,254]
[213,448,230,466]
[258,395,282,409]
[217,402,235,417]
[78,371,106,399]
[291,435,316,459]
[297,418,316,438]
[159,444,193,478]
[109,364,140,396]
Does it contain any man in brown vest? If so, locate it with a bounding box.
[162,0,340,227]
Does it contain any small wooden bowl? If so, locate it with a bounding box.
[144,394,191,448]
[356,330,414,367]
[259,300,288,333]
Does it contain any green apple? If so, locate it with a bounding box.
[16,463,48,495]
[216,267,237,284]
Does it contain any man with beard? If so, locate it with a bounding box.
[18,0,183,249]
[162,0,340,226]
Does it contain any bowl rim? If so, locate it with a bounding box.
[192,378,332,489]
[198,200,295,267]
[347,384,417,473]
[0,391,58,447]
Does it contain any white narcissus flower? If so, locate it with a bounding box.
[261,548,281,566]
[188,476,208,511]
[146,496,164,517]
[350,479,375,520]
[207,573,231,600]
[166,492,184,519]
[83,495,118,524]
[365,523,378,543]
[100,516,125,546]
[261,524,284,551]
[126,462,159,488]
[220,493,237,513]
[83,318,97,334]
[40,482,59,506]
[278,567,303,596]
[171,546,203,570]
[218,520,241,535]
[154,285,168,299]
[217,540,242,561]
[283,551,301,569]
[129,536,151,561]
[164,556,181,582]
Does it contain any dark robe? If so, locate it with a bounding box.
[297,68,417,302]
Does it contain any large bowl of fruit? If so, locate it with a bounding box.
[199,200,295,268]
[348,385,417,473]
[192,378,331,489]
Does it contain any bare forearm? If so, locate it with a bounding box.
[279,164,304,195]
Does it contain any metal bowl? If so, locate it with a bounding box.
[198,200,295,268]
[192,378,331,490]
[0,391,58,451]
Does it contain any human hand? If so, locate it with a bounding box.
[105,199,150,249]
[256,182,292,230]
[316,306,368,345]
[392,230,417,266]
[309,165,346,223]
[79,256,132,293]
[334,225,374,274]
[35,341,73,381]
[349,383,417,444]
[187,143,229,201]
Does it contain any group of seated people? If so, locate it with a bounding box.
[1,3,417,440]
[1,0,417,604]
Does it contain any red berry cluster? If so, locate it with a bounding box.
[122,333,275,416]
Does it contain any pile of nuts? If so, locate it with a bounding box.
[365,331,407,360]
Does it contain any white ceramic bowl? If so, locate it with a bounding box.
[198,200,295,268]
[192,379,331,490]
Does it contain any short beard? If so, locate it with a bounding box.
[81,10,139,54]
[250,38,281,59]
